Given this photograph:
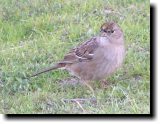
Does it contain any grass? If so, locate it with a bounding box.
[0,0,150,114]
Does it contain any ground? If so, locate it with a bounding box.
[0,0,150,114]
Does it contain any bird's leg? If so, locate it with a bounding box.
[62,80,96,105]
[100,79,108,89]
[83,81,95,97]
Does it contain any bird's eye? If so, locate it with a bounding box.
[107,30,114,33]
[105,30,114,33]
[101,29,114,33]
[111,30,114,33]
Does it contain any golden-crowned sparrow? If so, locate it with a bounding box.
[31,22,125,93]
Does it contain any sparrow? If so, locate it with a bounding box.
[31,22,125,94]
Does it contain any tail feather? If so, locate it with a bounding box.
[30,63,65,77]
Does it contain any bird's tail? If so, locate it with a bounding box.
[30,63,65,77]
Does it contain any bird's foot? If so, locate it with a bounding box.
[84,82,96,97]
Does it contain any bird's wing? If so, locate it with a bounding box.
[30,37,99,77]
[59,37,99,64]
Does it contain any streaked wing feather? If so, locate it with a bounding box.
[61,37,99,64]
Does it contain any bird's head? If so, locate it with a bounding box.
[100,22,124,42]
